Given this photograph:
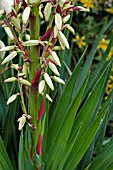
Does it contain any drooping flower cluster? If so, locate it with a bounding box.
[0,0,89,130]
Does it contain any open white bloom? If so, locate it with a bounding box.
[0,0,14,14]
[17,115,26,131]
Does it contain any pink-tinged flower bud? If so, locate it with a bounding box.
[31,69,41,89]
[36,134,43,156]
[44,73,54,91]
[37,98,45,121]
[41,27,53,41]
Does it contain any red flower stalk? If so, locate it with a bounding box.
[49,59,56,65]
[18,66,23,71]
[14,0,21,5]
[63,6,81,15]
[37,98,45,121]
[31,68,41,89]
[57,5,62,15]
[41,27,53,41]
[36,134,43,156]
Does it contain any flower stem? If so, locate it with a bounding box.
[29,4,41,165]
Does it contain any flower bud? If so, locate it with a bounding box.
[0,40,5,59]
[63,15,70,23]
[24,0,40,4]
[12,64,19,70]
[4,27,14,40]
[7,94,17,105]
[4,77,17,82]
[53,76,65,85]
[17,116,26,131]
[44,3,52,22]
[2,51,17,64]
[25,34,30,41]
[49,62,60,76]
[50,51,61,67]
[0,9,5,16]
[77,6,90,12]
[46,94,53,102]
[63,3,71,10]
[22,7,31,24]
[0,0,13,14]
[59,39,65,50]
[39,80,45,94]
[53,46,62,51]
[44,73,54,90]
[58,31,69,50]
[22,40,39,46]
[18,73,26,77]
[11,17,21,31]
[53,25,58,39]
[20,78,31,86]
[0,46,14,52]
[65,24,75,35]
[59,0,67,7]
[55,13,62,30]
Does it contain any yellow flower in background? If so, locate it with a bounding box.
[79,0,94,10]
[106,48,113,61]
[97,38,108,51]
[106,8,113,14]
[73,35,86,48]
[105,74,113,98]
[98,39,113,61]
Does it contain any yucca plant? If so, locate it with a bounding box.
[0,0,113,170]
